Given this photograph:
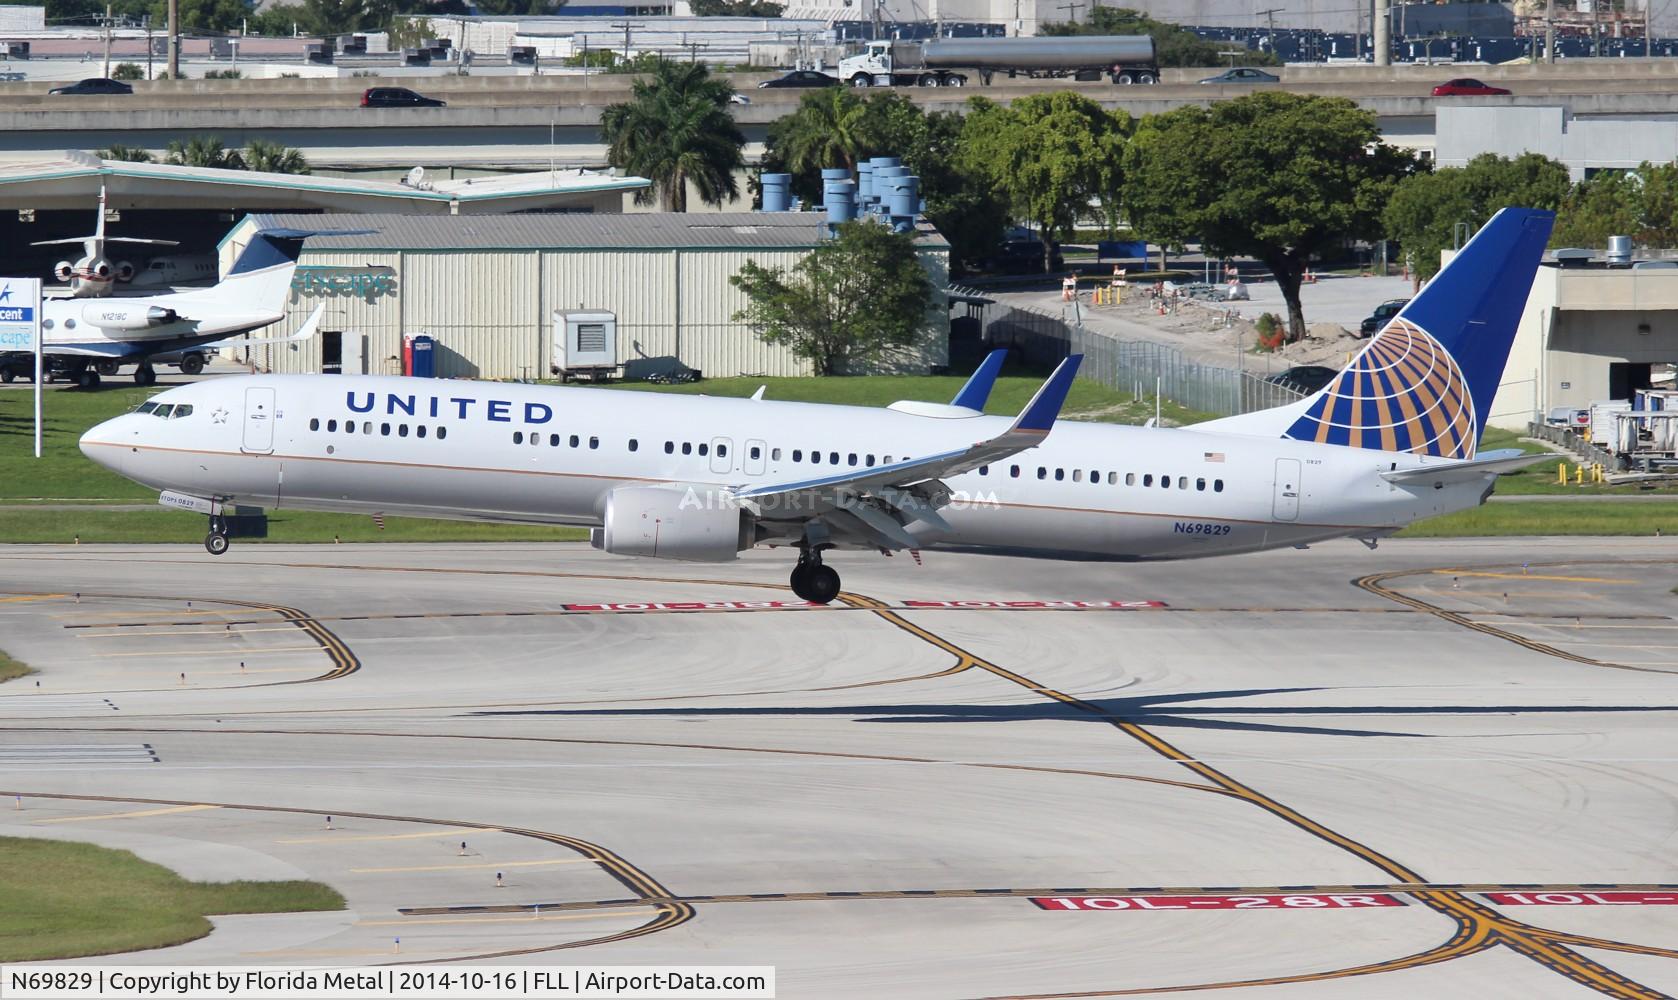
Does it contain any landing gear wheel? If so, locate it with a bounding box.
[95,360,119,376]
[76,369,101,389]
[805,564,841,604]
[204,532,230,556]
[134,365,157,386]
[790,563,813,600]
[179,353,205,375]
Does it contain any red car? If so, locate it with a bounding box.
[1432,78,1511,97]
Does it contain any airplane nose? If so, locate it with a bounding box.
[79,417,125,475]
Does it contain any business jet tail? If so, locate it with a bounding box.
[1196,207,1556,460]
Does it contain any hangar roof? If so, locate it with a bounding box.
[247,211,950,251]
[0,152,649,214]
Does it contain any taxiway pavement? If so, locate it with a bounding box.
[1,538,1676,998]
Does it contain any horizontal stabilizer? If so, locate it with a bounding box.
[1380,448,1552,486]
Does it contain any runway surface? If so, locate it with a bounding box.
[2,538,1676,998]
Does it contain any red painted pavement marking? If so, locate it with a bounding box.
[903,600,1168,610]
[1485,892,1678,906]
[1031,894,1404,911]
[562,601,817,611]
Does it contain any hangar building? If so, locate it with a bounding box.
[226,211,951,380]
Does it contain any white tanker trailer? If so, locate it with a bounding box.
[836,35,1159,88]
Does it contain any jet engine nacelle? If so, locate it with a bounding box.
[89,257,113,280]
[81,304,180,330]
[115,260,135,282]
[53,261,74,282]
[592,484,753,562]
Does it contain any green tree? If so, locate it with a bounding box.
[243,138,311,174]
[97,143,154,162]
[247,4,309,34]
[1636,160,1678,247]
[1040,6,1279,68]
[1383,152,1569,282]
[1553,170,1639,248]
[1126,92,1416,342]
[165,135,244,169]
[731,221,933,375]
[145,0,248,33]
[766,87,873,179]
[600,58,745,211]
[111,62,144,80]
[962,91,1129,270]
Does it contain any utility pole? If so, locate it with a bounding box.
[1647,0,1653,57]
[166,0,178,78]
[1373,0,1388,64]
[681,37,705,62]
[101,4,111,79]
[1055,0,1082,24]
[1256,7,1282,54]
[145,16,152,79]
[611,20,632,61]
[1545,0,1555,63]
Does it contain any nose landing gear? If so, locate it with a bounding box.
[789,547,841,605]
[205,515,230,556]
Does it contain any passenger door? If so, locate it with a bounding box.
[242,387,276,454]
[1272,458,1301,521]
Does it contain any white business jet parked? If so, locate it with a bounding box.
[81,208,1554,604]
[31,227,327,388]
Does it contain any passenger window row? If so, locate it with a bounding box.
[514,431,602,449]
[979,463,1224,493]
[309,416,447,440]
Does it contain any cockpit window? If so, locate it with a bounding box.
[171,404,193,419]
[135,402,159,414]
[151,404,175,418]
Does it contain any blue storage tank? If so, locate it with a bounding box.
[857,161,875,204]
[761,172,792,212]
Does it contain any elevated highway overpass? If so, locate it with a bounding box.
[1,60,1675,171]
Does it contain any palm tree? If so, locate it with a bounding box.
[600,58,745,212]
[243,139,311,175]
[772,87,873,175]
[97,144,154,163]
[164,136,244,170]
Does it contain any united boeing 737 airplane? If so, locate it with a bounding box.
[80,208,1554,603]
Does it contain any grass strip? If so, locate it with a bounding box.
[0,508,590,544]
[0,836,344,962]
[0,648,33,683]
[1399,501,1678,538]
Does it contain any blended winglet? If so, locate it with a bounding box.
[1011,354,1083,435]
[950,349,1008,411]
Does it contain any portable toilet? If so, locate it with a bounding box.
[408,335,435,377]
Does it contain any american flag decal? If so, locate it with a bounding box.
[1203,452,1225,463]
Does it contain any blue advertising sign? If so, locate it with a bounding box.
[0,278,41,351]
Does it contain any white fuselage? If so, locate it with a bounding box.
[81,374,1495,561]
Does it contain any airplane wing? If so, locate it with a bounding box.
[730,356,1082,549]
[209,305,324,349]
[1380,448,1553,486]
[104,238,181,247]
[31,343,132,358]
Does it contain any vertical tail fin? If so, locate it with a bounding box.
[1197,207,1554,459]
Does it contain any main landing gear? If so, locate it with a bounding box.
[789,546,841,605]
[205,515,230,556]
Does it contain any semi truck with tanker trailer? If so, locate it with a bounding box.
[836,35,1158,87]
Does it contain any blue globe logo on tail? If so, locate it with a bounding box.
[1283,317,1476,459]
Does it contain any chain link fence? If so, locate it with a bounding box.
[955,288,1304,418]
